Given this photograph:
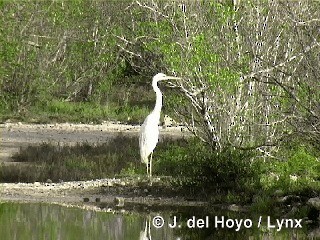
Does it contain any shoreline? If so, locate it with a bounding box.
[0,178,209,213]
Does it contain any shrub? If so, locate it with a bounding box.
[155,138,259,194]
[1,134,141,182]
[260,145,320,193]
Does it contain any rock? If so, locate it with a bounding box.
[228,204,241,211]
[307,197,320,210]
[106,208,113,213]
[277,195,301,204]
[308,227,320,239]
[46,179,53,184]
[83,197,90,202]
[162,115,177,128]
[34,182,41,187]
[114,197,124,207]
[289,174,298,182]
[273,189,284,197]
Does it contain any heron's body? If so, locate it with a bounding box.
[139,73,180,178]
[139,110,160,164]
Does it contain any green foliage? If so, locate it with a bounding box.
[155,138,259,194]
[260,146,320,193]
[162,32,238,91]
[0,1,319,208]
[0,1,129,122]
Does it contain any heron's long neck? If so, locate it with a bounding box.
[152,81,163,115]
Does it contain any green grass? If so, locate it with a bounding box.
[0,134,141,182]
[0,83,155,124]
[34,99,152,124]
[33,100,111,123]
[1,135,319,216]
[0,99,151,124]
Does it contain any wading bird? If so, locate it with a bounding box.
[139,73,181,179]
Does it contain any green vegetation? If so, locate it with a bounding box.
[260,147,320,192]
[0,1,158,124]
[1,1,319,148]
[2,136,318,209]
[0,135,140,182]
[0,1,319,219]
[155,139,259,194]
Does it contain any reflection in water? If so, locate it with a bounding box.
[0,202,316,239]
[139,216,151,240]
[0,202,178,240]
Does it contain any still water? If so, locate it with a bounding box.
[0,202,316,239]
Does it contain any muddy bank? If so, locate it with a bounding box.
[0,177,208,213]
[0,122,189,163]
[0,122,192,209]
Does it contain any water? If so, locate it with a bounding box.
[0,202,316,239]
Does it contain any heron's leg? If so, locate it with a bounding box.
[146,156,149,176]
[150,152,153,179]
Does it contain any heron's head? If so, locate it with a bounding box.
[152,73,181,84]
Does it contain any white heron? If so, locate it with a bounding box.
[139,73,181,179]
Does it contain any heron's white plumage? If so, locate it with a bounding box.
[139,110,160,164]
[139,73,180,178]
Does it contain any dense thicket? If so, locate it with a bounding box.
[115,1,320,154]
[1,1,319,154]
[0,1,134,122]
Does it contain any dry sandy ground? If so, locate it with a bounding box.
[0,122,192,210]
